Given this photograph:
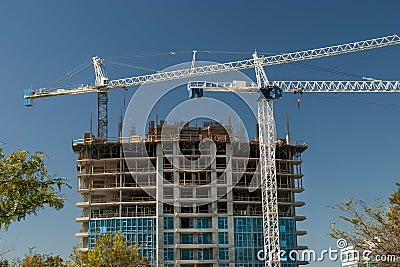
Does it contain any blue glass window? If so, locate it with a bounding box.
[164,248,174,261]
[181,249,194,260]
[197,218,209,229]
[164,232,174,245]
[181,233,193,244]
[218,248,229,260]
[218,217,228,229]
[197,233,210,244]
[198,248,211,260]
[164,217,174,230]
[218,232,228,244]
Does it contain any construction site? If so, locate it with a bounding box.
[22,33,400,267]
[72,121,307,267]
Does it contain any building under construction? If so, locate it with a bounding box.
[73,121,307,267]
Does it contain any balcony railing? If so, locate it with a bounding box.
[121,196,155,202]
[233,210,262,216]
[234,196,261,202]
[91,196,155,203]
[91,212,119,219]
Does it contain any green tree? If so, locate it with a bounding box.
[0,259,9,267]
[70,232,147,267]
[331,183,400,264]
[10,248,67,267]
[0,147,69,230]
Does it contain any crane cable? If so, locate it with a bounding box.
[310,94,399,106]
[48,59,92,89]
[290,62,364,79]
[105,50,193,60]
[105,49,366,79]
[103,50,280,75]
[105,59,161,73]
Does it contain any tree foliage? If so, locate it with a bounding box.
[0,259,9,267]
[0,147,69,230]
[331,183,400,262]
[10,248,67,267]
[70,232,147,267]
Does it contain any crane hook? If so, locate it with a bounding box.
[296,97,301,109]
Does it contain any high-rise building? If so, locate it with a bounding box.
[73,122,307,266]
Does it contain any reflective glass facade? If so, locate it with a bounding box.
[88,218,156,266]
[233,217,298,267]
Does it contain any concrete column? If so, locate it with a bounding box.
[172,141,181,261]
[225,143,235,265]
[156,142,164,266]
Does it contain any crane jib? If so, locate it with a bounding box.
[108,34,400,88]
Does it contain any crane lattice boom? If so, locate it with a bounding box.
[107,34,399,88]
[187,80,400,93]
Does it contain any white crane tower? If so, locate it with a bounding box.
[24,34,400,266]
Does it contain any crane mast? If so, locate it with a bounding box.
[23,34,400,266]
[253,52,281,266]
[93,56,110,138]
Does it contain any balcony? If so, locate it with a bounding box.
[277,199,305,207]
[90,196,156,205]
[296,230,307,236]
[121,210,156,217]
[91,212,119,219]
[175,228,218,233]
[91,183,118,189]
[175,259,217,265]
[74,232,89,238]
[75,216,89,223]
[233,196,261,202]
[297,245,308,250]
[235,182,259,188]
[120,182,156,188]
[175,243,217,249]
[294,201,305,207]
[233,210,262,216]
[175,197,216,203]
[176,213,215,217]
[77,168,156,176]
[295,215,306,221]
[76,201,90,208]
[277,186,304,193]
[91,196,119,204]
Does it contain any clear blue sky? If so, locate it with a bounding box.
[0,1,399,266]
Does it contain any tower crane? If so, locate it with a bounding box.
[187,78,400,267]
[23,34,400,266]
[25,35,399,139]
